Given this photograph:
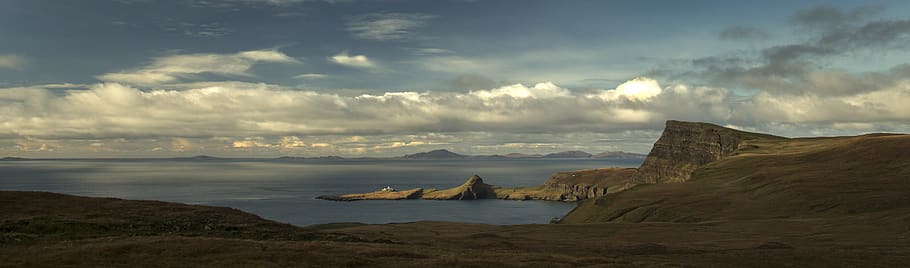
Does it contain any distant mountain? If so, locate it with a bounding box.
[401,149,466,159]
[502,153,543,158]
[468,154,509,160]
[592,151,647,159]
[279,155,346,160]
[1,157,27,161]
[542,151,593,158]
[176,155,220,160]
[312,156,345,160]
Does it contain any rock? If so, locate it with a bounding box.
[319,175,499,201]
[537,168,637,201]
[422,175,497,200]
[633,120,784,184]
[317,188,424,201]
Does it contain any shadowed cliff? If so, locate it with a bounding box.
[633,120,785,184]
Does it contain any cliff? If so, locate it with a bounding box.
[533,168,636,201]
[633,120,784,184]
[563,131,910,224]
[422,175,498,200]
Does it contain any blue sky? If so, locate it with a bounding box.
[2,0,910,157]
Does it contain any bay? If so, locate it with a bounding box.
[0,158,641,226]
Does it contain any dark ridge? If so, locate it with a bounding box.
[400,149,466,159]
[542,151,593,158]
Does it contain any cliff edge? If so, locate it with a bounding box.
[633,120,784,184]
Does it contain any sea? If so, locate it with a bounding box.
[0,158,641,226]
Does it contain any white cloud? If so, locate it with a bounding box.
[0,54,26,70]
[329,52,376,68]
[591,77,663,101]
[345,13,436,41]
[294,73,328,79]
[470,82,570,100]
[280,136,307,148]
[97,50,298,85]
[2,75,910,157]
[232,139,277,148]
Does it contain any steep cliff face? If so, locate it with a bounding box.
[633,120,784,184]
[538,168,637,201]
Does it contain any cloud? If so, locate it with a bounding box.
[185,0,342,8]
[470,82,570,100]
[329,52,376,68]
[412,48,641,86]
[451,74,497,90]
[165,22,231,38]
[345,13,436,41]
[791,4,882,29]
[718,25,769,41]
[412,48,455,55]
[294,73,328,79]
[4,76,908,145]
[3,77,908,158]
[232,138,277,148]
[97,50,298,85]
[590,77,663,102]
[658,5,910,97]
[0,54,26,70]
[280,136,307,148]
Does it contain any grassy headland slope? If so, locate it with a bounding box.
[563,131,910,223]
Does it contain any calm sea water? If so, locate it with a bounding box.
[0,158,640,226]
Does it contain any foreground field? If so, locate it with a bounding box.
[3,191,910,267]
[2,191,909,267]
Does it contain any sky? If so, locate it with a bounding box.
[1,0,910,158]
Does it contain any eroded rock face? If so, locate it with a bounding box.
[543,182,608,201]
[537,168,637,201]
[422,175,498,200]
[633,120,781,184]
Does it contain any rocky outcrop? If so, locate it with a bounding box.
[318,175,499,201]
[536,168,637,201]
[633,120,784,184]
[422,175,497,200]
[317,188,424,201]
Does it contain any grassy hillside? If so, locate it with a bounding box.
[562,133,910,223]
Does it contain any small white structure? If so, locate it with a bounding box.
[380,186,395,192]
